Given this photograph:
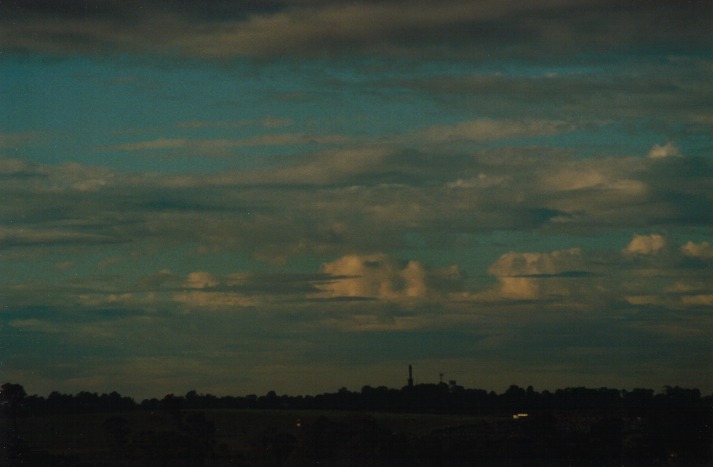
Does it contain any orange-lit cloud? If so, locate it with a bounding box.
[624,234,666,256]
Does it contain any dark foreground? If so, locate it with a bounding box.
[4,408,712,466]
[2,383,711,466]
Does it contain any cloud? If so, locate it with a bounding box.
[470,237,713,309]
[538,160,647,195]
[184,271,220,289]
[648,141,682,159]
[623,234,666,255]
[4,234,712,396]
[625,279,713,309]
[136,269,179,289]
[680,294,713,306]
[9,319,62,333]
[477,248,588,301]
[173,290,259,311]
[317,253,462,302]
[53,261,74,271]
[680,241,713,260]
[0,226,120,249]
[0,131,46,149]
[164,269,344,311]
[104,133,351,156]
[97,256,124,270]
[1,1,708,58]
[2,145,712,263]
[418,119,574,143]
[176,118,293,130]
[487,248,584,277]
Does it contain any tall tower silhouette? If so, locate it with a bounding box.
[408,364,414,388]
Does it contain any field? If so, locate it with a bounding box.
[12,409,515,466]
[8,406,711,466]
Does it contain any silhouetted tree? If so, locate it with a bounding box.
[1,383,27,424]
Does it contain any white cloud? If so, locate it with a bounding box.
[184,271,220,289]
[173,291,259,311]
[647,141,681,159]
[475,248,589,302]
[493,277,542,301]
[623,234,666,255]
[447,173,505,189]
[76,291,166,313]
[626,289,713,309]
[681,294,713,306]
[539,162,646,195]
[487,248,583,276]
[317,253,460,301]
[175,271,261,310]
[681,241,713,260]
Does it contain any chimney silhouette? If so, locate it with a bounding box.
[408,364,414,388]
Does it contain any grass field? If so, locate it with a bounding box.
[11,407,711,466]
[15,409,508,465]
[18,410,502,446]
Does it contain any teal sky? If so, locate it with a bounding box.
[1,0,712,399]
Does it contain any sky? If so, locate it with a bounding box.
[1,0,711,399]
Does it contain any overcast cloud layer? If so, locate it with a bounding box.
[1,0,711,398]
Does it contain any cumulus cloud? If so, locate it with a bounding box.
[184,271,220,289]
[473,239,712,308]
[487,248,584,277]
[623,234,666,255]
[648,141,682,159]
[680,241,713,260]
[478,248,588,301]
[317,254,461,301]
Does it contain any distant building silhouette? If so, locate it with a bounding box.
[408,364,414,388]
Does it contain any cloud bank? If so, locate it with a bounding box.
[1,0,709,58]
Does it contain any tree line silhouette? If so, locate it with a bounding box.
[3,381,710,415]
[2,381,711,466]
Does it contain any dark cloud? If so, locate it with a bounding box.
[1,0,709,58]
[398,57,713,124]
